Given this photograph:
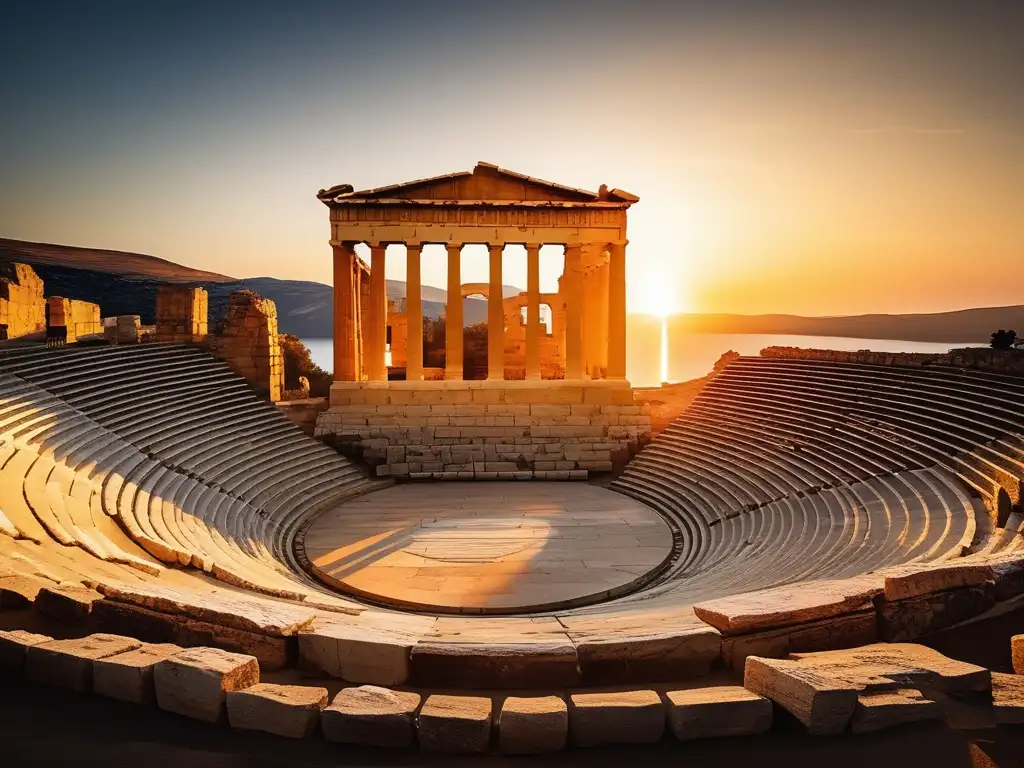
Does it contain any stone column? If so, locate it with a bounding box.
[405,243,423,381]
[367,244,388,381]
[445,243,463,380]
[563,245,583,380]
[353,257,364,380]
[525,243,542,380]
[332,242,358,381]
[596,257,610,378]
[608,240,627,379]
[487,243,505,380]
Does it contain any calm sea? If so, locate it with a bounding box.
[301,334,976,389]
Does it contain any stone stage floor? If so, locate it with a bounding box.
[301,483,674,614]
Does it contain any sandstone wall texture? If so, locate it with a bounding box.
[212,291,285,402]
[155,286,208,343]
[761,345,1024,375]
[316,383,650,479]
[0,262,46,339]
[47,296,102,342]
[104,315,142,344]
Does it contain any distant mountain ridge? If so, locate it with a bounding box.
[1,237,1020,343]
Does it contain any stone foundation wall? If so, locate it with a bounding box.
[210,291,284,402]
[0,263,45,338]
[155,286,208,342]
[316,382,651,479]
[761,345,1024,375]
[47,296,102,342]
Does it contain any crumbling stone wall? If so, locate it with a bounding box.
[155,286,208,342]
[0,262,45,339]
[761,345,1024,376]
[104,315,141,344]
[212,290,284,402]
[47,296,102,343]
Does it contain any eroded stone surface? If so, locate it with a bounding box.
[745,643,990,735]
[322,685,422,748]
[1011,635,1024,675]
[881,562,994,602]
[418,694,492,754]
[226,682,328,738]
[93,643,183,704]
[0,574,48,608]
[666,686,772,740]
[25,634,141,693]
[35,584,103,622]
[569,690,664,747]
[0,629,51,673]
[694,577,882,635]
[851,689,942,733]
[991,672,1024,724]
[298,617,431,685]
[154,646,259,723]
[498,696,567,755]
[410,641,580,689]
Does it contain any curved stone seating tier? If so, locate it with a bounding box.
[2,346,1024,693]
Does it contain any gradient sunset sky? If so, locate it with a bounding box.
[1,1,1021,316]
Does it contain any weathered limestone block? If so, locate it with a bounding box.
[569,690,665,746]
[991,672,1024,724]
[881,562,994,601]
[25,634,142,693]
[322,685,421,748]
[298,618,430,685]
[569,626,721,685]
[851,689,942,733]
[226,682,328,738]
[47,296,102,342]
[35,584,103,622]
[211,290,284,402]
[694,578,882,634]
[720,610,877,671]
[743,656,859,735]
[410,641,580,689]
[879,586,994,642]
[745,643,990,734]
[418,694,492,754]
[93,643,183,704]
[0,573,48,608]
[498,696,567,755]
[0,262,45,338]
[1012,634,1024,675]
[91,598,291,670]
[0,629,51,674]
[665,686,773,741]
[154,647,260,723]
[155,285,208,342]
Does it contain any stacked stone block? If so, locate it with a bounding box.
[105,315,142,344]
[316,384,651,478]
[47,296,102,343]
[0,262,45,338]
[155,286,208,342]
[213,290,285,402]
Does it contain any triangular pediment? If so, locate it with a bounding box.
[318,162,638,204]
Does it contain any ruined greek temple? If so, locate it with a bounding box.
[315,162,648,478]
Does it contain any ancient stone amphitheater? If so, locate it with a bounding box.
[3,341,1024,752]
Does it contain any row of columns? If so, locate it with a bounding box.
[332,241,627,383]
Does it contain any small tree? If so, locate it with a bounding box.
[991,329,1018,350]
[279,334,331,397]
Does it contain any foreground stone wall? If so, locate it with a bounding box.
[155,286,208,343]
[761,345,1024,375]
[0,262,45,338]
[211,291,285,402]
[316,381,651,478]
[47,296,102,343]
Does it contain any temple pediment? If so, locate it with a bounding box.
[318,162,638,205]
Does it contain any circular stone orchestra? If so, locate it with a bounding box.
[300,482,674,613]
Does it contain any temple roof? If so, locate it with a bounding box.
[317,162,639,206]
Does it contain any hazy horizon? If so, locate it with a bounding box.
[2,1,1022,317]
